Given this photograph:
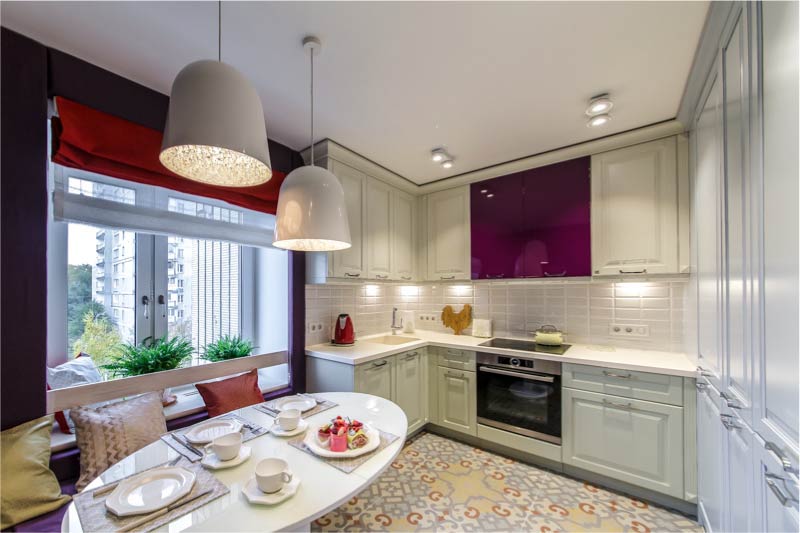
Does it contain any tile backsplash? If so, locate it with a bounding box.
[306,279,687,352]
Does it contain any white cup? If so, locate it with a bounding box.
[276,409,300,431]
[204,432,242,461]
[255,458,292,494]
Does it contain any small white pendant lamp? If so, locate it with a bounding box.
[160,2,272,187]
[273,36,351,252]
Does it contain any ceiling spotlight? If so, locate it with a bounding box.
[587,114,612,128]
[431,148,447,162]
[441,159,454,169]
[480,189,488,194]
[486,193,495,198]
[586,94,613,116]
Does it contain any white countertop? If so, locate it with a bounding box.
[306,330,698,378]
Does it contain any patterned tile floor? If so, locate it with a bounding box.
[312,432,703,532]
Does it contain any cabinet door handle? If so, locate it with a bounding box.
[404,352,418,359]
[445,371,464,379]
[720,414,743,430]
[440,275,456,280]
[369,360,388,369]
[697,366,715,378]
[765,473,798,506]
[486,274,505,279]
[619,268,647,274]
[603,370,633,379]
[375,274,389,279]
[602,399,634,410]
[765,442,797,474]
[544,270,567,277]
[696,382,708,391]
[720,391,743,409]
[401,276,412,281]
[344,272,361,277]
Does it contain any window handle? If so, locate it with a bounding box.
[158,294,166,318]
[141,295,150,319]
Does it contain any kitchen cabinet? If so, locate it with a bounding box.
[696,381,726,532]
[470,157,590,280]
[562,387,684,498]
[425,186,471,280]
[354,356,394,400]
[563,363,684,406]
[391,190,416,281]
[394,349,427,434]
[435,366,476,435]
[366,178,393,280]
[591,137,680,276]
[724,408,761,532]
[330,160,366,279]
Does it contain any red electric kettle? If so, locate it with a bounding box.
[333,314,355,345]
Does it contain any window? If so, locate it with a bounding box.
[49,167,289,396]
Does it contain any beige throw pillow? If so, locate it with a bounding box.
[70,392,167,491]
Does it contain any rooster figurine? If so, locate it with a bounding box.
[441,304,472,335]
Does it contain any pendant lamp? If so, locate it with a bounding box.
[273,37,351,252]
[160,2,272,187]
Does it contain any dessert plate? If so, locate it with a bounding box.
[184,419,243,444]
[270,419,308,437]
[273,395,316,413]
[201,446,251,470]
[105,466,196,517]
[304,425,380,458]
[242,476,300,505]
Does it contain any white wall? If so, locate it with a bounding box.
[306,278,688,352]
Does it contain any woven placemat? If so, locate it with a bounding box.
[73,457,228,532]
[287,429,400,474]
[254,393,338,419]
[161,412,269,461]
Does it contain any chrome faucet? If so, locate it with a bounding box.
[391,307,403,334]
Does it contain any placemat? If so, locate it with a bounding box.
[161,412,269,461]
[287,429,400,474]
[73,457,229,533]
[253,393,338,419]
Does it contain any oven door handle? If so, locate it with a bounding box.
[479,366,555,383]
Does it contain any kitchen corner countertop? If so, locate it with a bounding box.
[306,330,698,378]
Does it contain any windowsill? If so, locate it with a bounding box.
[50,364,289,452]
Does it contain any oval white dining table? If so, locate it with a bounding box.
[62,392,408,532]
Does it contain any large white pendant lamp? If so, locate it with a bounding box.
[160,2,272,187]
[273,37,351,252]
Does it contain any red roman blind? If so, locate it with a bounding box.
[51,96,286,214]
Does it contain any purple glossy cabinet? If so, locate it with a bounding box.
[471,156,590,279]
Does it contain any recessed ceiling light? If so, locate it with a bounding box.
[486,193,495,198]
[431,148,446,162]
[442,159,454,169]
[480,189,488,194]
[586,94,613,116]
[587,114,611,128]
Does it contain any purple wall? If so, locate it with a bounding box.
[471,156,591,280]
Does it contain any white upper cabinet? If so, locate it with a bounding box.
[425,186,471,280]
[591,137,680,276]
[329,160,366,279]
[365,178,393,279]
[391,190,415,281]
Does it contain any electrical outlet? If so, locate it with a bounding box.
[609,324,649,337]
[418,313,439,323]
[307,322,325,334]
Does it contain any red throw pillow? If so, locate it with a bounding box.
[195,369,264,417]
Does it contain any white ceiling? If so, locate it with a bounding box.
[1,1,708,185]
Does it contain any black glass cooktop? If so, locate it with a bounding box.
[478,338,571,356]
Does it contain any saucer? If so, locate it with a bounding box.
[242,475,300,505]
[201,446,251,470]
[270,419,308,437]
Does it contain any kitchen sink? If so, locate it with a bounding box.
[368,335,420,345]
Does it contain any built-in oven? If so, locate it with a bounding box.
[476,352,561,444]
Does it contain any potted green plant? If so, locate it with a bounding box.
[102,335,194,406]
[203,335,253,362]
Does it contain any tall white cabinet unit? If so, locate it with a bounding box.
[425,186,471,280]
[690,3,799,531]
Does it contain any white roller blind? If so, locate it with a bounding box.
[52,165,277,249]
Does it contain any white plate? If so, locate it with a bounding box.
[270,419,308,437]
[184,419,243,444]
[273,395,316,413]
[105,466,196,517]
[242,476,300,506]
[303,425,380,458]
[201,446,251,470]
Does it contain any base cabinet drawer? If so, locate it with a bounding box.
[562,388,684,498]
[436,366,476,435]
[433,347,476,371]
[563,363,684,406]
